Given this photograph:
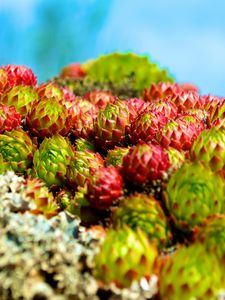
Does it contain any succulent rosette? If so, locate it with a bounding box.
[26,96,71,137]
[165,161,225,231]
[66,150,104,188]
[84,90,115,110]
[86,166,123,210]
[83,53,174,97]
[112,193,172,249]
[22,177,59,218]
[60,63,86,79]
[159,243,224,300]
[143,82,182,101]
[94,227,158,288]
[125,98,147,122]
[33,134,74,186]
[191,127,225,172]
[36,81,64,99]
[130,109,168,144]
[68,98,98,139]
[0,103,21,133]
[1,64,37,89]
[1,85,39,117]
[147,97,178,119]
[0,128,35,173]
[94,100,130,150]
[122,143,170,185]
[169,91,204,112]
[158,114,204,151]
[71,107,98,139]
[105,146,129,168]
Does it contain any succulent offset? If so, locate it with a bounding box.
[0,128,35,173]
[33,134,74,186]
[94,100,130,150]
[165,161,225,231]
[94,227,158,288]
[112,193,172,249]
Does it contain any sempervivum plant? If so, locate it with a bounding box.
[146,97,178,119]
[130,109,168,144]
[169,91,205,113]
[122,142,170,186]
[0,129,35,174]
[84,90,115,110]
[112,193,172,249]
[1,64,37,89]
[22,177,59,218]
[71,106,98,139]
[68,98,98,139]
[0,104,21,133]
[94,100,130,150]
[125,98,147,122]
[36,81,64,99]
[105,146,129,168]
[143,82,182,101]
[165,161,225,231]
[86,166,123,210]
[191,127,225,172]
[1,85,39,117]
[157,114,204,151]
[158,243,224,300]
[26,96,71,137]
[33,134,74,186]
[66,150,104,189]
[94,227,158,288]
[60,62,86,79]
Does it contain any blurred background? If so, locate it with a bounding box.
[0,0,225,95]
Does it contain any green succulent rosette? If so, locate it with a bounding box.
[94,100,130,150]
[33,134,74,186]
[0,129,35,173]
[66,150,104,188]
[1,85,38,117]
[159,243,224,300]
[165,161,225,231]
[56,53,174,99]
[83,53,174,95]
[94,227,158,288]
[105,146,129,168]
[112,193,172,249]
[26,96,71,138]
[191,127,225,172]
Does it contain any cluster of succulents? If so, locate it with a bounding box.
[0,54,224,299]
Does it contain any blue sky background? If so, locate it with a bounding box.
[0,0,225,95]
